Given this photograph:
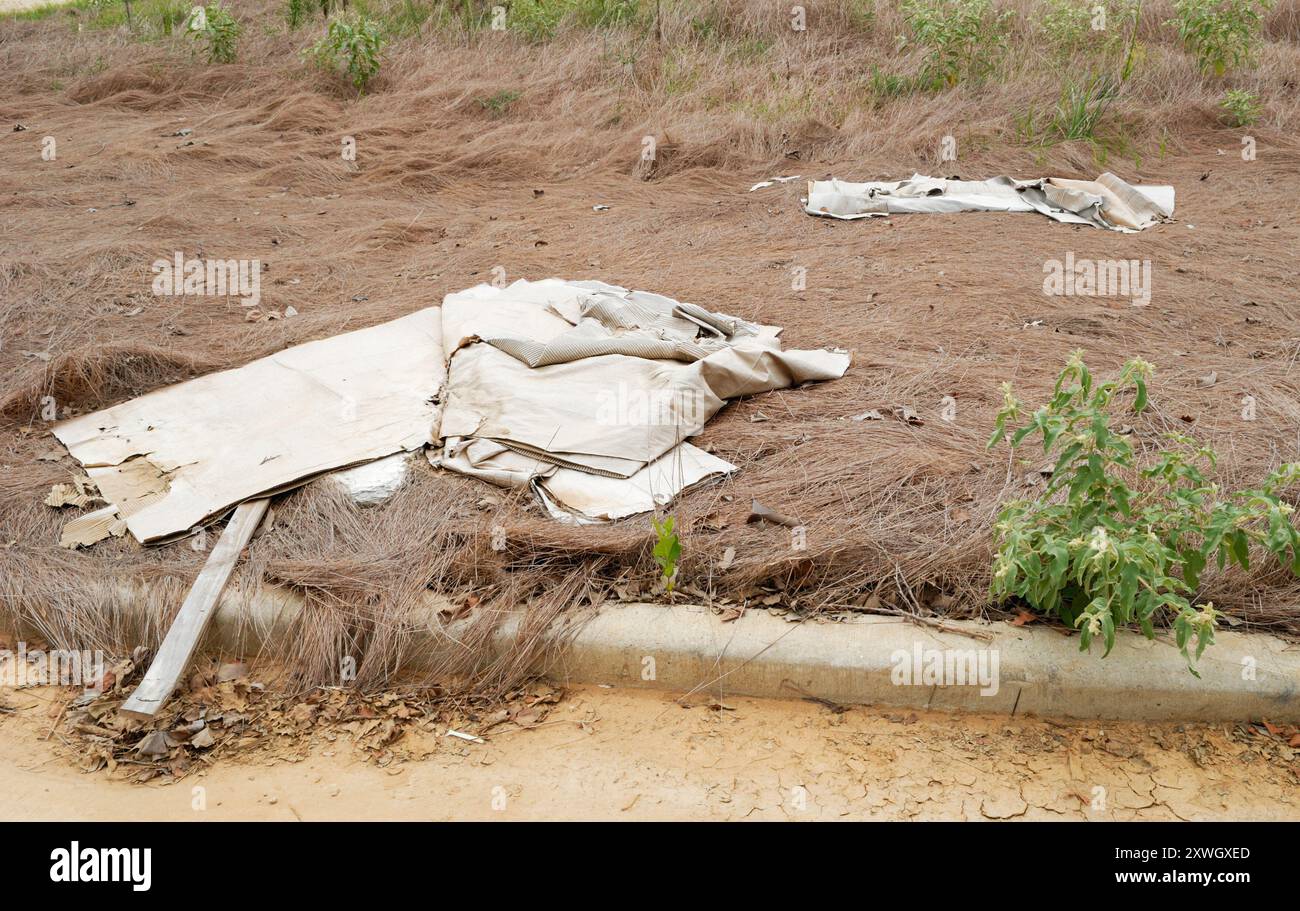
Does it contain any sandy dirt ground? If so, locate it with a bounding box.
[2,683,1296,821]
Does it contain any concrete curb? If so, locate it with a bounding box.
[196,585,1300,722]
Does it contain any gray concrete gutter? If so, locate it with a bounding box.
[198,585,1300,723]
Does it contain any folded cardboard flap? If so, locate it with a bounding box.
[433,279,850,521]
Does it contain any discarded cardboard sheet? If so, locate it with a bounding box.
[53,308,443,543]
[51,280,848,538]
[432,279,850,522]
[805,172,1174,232]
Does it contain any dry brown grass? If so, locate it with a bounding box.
[2,0,1299,695]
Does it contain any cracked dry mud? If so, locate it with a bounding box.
[1,684,1295,820]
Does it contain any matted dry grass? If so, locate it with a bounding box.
[2,0,1299,693]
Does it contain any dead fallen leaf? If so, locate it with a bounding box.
[135,730,176,758]
[747,499,800,528]
[189,728,216,749]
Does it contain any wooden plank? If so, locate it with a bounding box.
[119,498,270,720]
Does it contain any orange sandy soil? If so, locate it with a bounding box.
[2,683,1297,821]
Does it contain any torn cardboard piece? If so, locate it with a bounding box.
[53,308,443,543]
[804,172,1174,232]
[432,279,850,522]
[537,443,736,522]
[44,476,104,509]
[59,505,128,549]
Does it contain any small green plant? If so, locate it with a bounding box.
[846,0,876,30]
[689,9,721,41]
[508,0,569,41]
[1051,70,1119,140]
[868,66,918,102]
[729,36,773,61]
[309,15,386,93]
[1220,88,1261,126]
[1168,0,1274,75]
[287,0,309,29]
[660,52,699,95]
[901,0,1012,89]
[989,353,1300,673]
[186,4,239,63]
[1039,0,1094,50]
[1030,2,1141,145]
[651,515,681,593]
[477,89,521,116]
[384,0,435,37]
[156,0,189,33]
[504,0,639,40]
[1038,0,1138,53]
